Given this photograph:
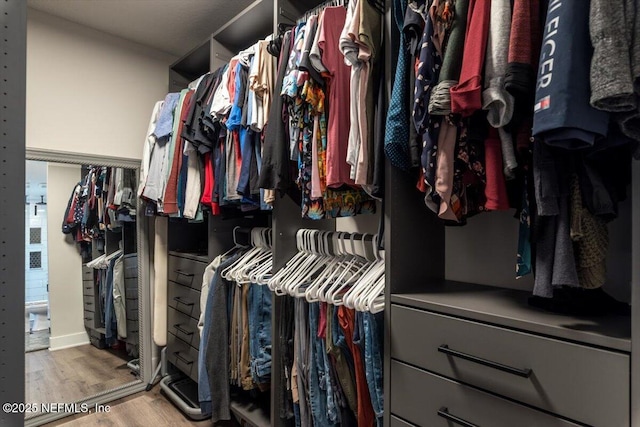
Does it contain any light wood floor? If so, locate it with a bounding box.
[26,344,136,405]
[45,384,214,427]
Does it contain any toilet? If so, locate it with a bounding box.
[25,300,49,334]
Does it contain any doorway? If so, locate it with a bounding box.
[25,160,50,353]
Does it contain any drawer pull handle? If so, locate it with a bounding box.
[176,270,195,278]
[174,352,193,365]
[173,297,194,307]
[438,345,532,378]
[437,407,479,427]
[84,317,92,321]
[173,324,194,336]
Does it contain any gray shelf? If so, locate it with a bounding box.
[170,37,211,80]
[213,0,273,53]
[391,281,631,353]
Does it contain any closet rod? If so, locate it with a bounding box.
[297,0,347,24]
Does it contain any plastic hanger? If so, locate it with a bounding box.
[343,235,384,310]
[286,230,327,297]
[268,229,308,294]
[321,233,365,304]
[305,232,344,302]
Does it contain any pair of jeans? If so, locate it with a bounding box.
[248,283,272,385]
[309,302,339,427]
[104,257,117,346]
[279,297,295,421]
[331,306,358,417]
[308,302,328,427]
[294,299,312,427]
[364,312,384,426]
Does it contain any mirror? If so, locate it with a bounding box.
[23,151,152,427]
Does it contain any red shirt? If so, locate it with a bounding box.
[319,7,356,188]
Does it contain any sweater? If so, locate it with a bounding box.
[589,0,636,112]
[482,0,514,128]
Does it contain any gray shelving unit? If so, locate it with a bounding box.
[381,2,639,425]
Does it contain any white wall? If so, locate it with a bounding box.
[47,163,87,351]
[26,9,175,160]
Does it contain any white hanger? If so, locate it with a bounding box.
[343,235,385,311]
[323,234,371,302]
[271,229,314,295]
[304,231,342,302]
[286,230,326,297]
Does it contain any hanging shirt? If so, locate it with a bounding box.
[384,0,411,171]
[139,100,163,198]
[532,0,609,149]
[320,6,356,188]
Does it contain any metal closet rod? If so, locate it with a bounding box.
[297,0,348,24]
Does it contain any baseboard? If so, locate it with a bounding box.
[49,331,89,351]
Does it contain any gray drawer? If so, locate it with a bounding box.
[168,306,200,350]
[83,298,96,313]
[82,282,95,297]
[125,286,139,300]
[124,277,138,291]
[125,331,139,345]
[126,303,138,321]
[391,361,581,427]
[126,319,139,334]
[123,254,138,279]
[391,305,629,427]
[168,281,201,320]
[83,310,96,329]
[82,266,94,281]
[167,332,199,383]
[390,416,415,427]
[168,255,207,290]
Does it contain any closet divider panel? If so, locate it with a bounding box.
[632,160,640,426]
[0,1,26,426]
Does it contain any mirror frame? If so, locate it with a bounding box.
[24,148,154,426]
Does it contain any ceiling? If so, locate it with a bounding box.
[27,0,257,57]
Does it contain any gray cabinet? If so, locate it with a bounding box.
[82,265,102,331]
[390,305,629,427]
[166,253,208,382]
[383,128,636,424]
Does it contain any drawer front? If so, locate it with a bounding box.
[83,298,96,313]
[168,306,200,350]
[126,319,139,334]
[124,287,139,300]
[83,310,96,329]
[391,306,629,427]
[168,255,206,290]
[391,361,581,427]
[124,277,138,291]
[82,267,94,281]
[82,281,95,297]
[123,254,138,279]
[390,416,415,427]
[125,331,139,346]
[126,303,138,321]
[167,332,199,383]
[168,281,201,320]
